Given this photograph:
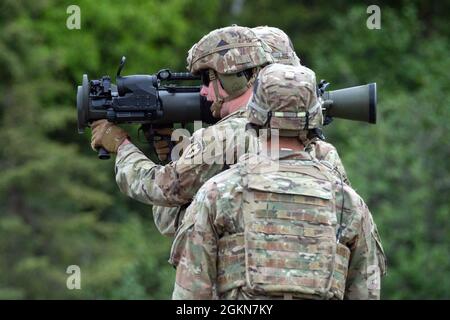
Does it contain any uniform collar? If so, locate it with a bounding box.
[266,149,313,161]
[216,107,247,124]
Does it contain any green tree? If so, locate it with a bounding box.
[0,0,218,299]
[1,0,449,299]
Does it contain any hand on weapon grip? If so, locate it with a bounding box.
[90,119,129,153]
[153,128,176,162]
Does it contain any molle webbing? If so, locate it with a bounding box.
[217,233,246,293]
[242,175,336,299]
[216,234,350,299]
[216,158,350,299]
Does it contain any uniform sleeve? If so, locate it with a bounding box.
[313,141,351,186]
[152,205,186,237]
[345,201,387,300]
[114,143,173,206]
[115,124,238,206]
[170,189,218,300]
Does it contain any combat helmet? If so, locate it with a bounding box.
[252,26,301,66]
[187,25,274,117]
[247,63,323,139]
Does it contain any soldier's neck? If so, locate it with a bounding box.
[265,137,305,152]
[220,88,253,117]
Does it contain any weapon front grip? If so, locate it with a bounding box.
[97,147,111,160]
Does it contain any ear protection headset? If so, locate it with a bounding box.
[201,68,258,117]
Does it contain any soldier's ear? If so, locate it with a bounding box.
[218,72,249,95]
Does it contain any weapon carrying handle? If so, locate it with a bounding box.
[97,147,111,160]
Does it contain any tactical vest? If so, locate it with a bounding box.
[217,154,350,299]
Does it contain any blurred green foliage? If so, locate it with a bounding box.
[0,0,448,299]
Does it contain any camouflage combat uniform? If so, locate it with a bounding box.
[143,108,255,233]
[149,129,350,237]
[170,152,386,299]
[115,26,272,208]
[148,26,349,237]
[170,63,386,300]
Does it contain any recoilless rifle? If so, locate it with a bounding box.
[77,57,377,159]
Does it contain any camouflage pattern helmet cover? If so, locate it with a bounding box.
[252,26,301,66]
[247,63,323,132]
[187,25,274,75]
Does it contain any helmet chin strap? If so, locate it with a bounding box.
[208,68,258,118]
[209,69,224,117]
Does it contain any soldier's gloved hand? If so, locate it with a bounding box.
[152,128,175,161]
[90,119,129,153]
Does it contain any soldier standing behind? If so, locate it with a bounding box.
[170,63,386,300]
